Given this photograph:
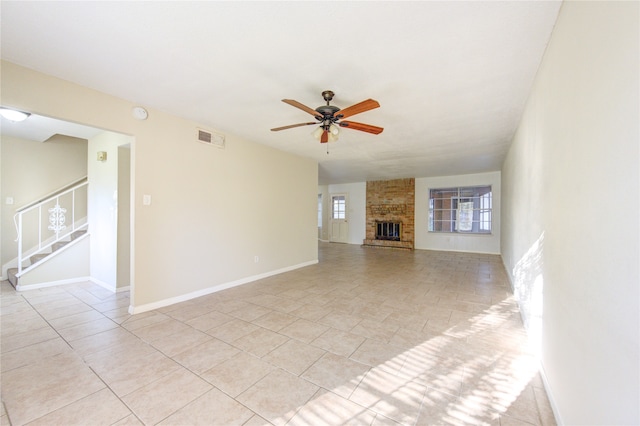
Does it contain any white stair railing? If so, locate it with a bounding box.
[14,178,89,275]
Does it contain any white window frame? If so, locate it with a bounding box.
[332,195,346,220]
[429,185,492,234]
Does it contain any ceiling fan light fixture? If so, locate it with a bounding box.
[312,126,324,140]
[0,107,31,122]
[312,124,340,142]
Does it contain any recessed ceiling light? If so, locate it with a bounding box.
[0,107,31,122]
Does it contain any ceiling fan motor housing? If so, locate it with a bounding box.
[315,105,340,118]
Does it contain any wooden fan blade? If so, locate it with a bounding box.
[339,121,384,135]
[282,99,322,118]
[335,99,380,119]
[271,122,317,131]
[320,130,329,143]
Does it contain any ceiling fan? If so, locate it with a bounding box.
[271,90,383,143]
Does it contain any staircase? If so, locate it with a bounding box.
[7,177,89,289]
[7,230,87,288]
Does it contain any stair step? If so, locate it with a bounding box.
[29,253,50,265]
[52,241,68,251]
[71,230,87,240]
[7,268,18,288]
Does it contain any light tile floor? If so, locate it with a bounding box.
[1,242,556,425]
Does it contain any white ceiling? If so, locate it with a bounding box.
[0,113,103,142]
[0,1,561,184]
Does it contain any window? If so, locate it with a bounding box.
[429,186,492,233]
[332,195,346,219]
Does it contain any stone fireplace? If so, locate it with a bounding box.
[363,178,415,249]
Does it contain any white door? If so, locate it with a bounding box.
[330,194,348,243]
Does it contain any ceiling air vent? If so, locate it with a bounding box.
[197,128,225,149]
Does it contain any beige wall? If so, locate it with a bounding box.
[1,134,88,271]
[501,1,639,423]
[317,185,329,241]
[117,145,131,289]
[1,61,318,310]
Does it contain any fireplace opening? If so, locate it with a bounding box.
[376,222,401,241]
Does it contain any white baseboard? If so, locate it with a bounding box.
[89,277,117,293]
[538,359,563,425]
[13,275,125,294]
[16,276,92,292]
[129,259,318,315]
[501,254,561,425]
